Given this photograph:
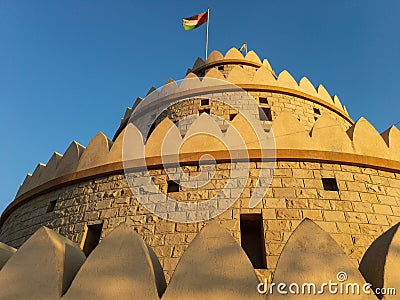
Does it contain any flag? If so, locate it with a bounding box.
[182,11,208,30]
[238,42,247,54]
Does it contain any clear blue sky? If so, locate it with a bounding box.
[0,0,399,213]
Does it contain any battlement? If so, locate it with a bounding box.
[8,110,400,210]
[117,48,350,138]
[0,220,398,299]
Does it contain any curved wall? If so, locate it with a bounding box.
[1,160,399,282]
[150,90,352,136]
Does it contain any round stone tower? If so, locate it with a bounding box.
[1,48,400,284]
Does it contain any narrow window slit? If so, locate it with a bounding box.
[46,200,57,213]
[82,222,103,257]
[259,107,272,121]
[147,122,157,140]
[240,214,267,269]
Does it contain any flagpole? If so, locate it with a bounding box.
[205,8,210,60]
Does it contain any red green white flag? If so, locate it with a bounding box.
[182,11,208,30]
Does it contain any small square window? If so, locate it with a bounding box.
[167,180,180,193]
[313,108,321,115]
[259,107,272,121]
[201,99,209,106]
[322,178,339,191]
[259,97,268,104]
[199,108,210,115]
[217,65,224,71]
[46,200,57,213]
[229,113,237,121]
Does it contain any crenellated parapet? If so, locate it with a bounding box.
[115,48,351,140]
[0,220,398,299]
[189,48,347,112]
[188,48,273,76]
[9,109,400,213]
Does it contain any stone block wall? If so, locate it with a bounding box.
[1,161,399,282]
[248,91,352,131]
[154,98,238,134]
[151,91,352,139]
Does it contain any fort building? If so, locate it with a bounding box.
[0,48,399,299]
